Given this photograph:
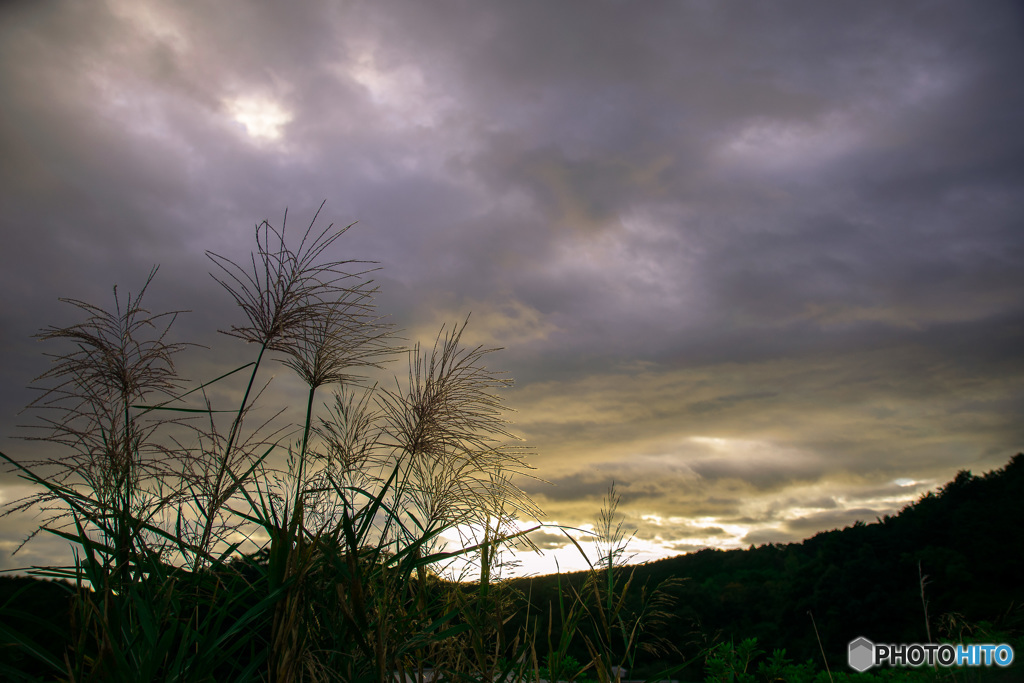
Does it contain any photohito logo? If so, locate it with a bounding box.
[848,637,1015,672]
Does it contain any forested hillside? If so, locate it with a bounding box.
[508,454,1024,676]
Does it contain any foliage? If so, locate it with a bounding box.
[572,485,684,683]
[2,202,1021,682]
[540,653,595,683]
[508,455,1024,674]
[0,204,541,682]
[702,635,1020,683]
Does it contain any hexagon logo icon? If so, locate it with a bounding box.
[848,637,875,672]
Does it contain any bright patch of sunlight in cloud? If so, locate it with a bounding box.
[689,436,731,449]
[225,96,293,141]
[687,435,817,469]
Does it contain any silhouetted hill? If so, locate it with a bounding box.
[508,453,1024,673]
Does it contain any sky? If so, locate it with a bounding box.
[1,0,1022,577]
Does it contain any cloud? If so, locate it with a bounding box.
[1,0,1022,573]
[782,508,882,535]
[525,529,571,551]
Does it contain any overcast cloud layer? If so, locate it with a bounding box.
[2,0,1023,574]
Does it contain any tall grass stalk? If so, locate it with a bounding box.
[561,484,684,683]
[1,205,543,682]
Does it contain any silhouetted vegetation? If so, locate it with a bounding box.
[509,454,1024,679]
[5,454,1022,680]
[0,204,1020,681]
[0,206,547,682]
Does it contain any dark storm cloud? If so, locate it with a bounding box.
[635,524,726,543]
[523,469,683,506]
[2,0,1023,572]
[741,506,896,547]
[525,530,569,551]
[782,508,882,535]
[741,529,803,547]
